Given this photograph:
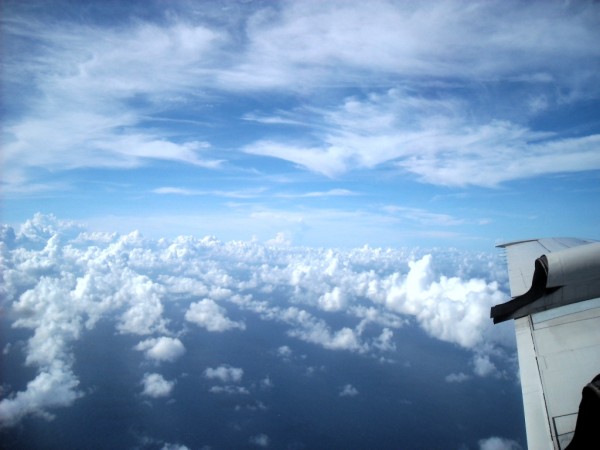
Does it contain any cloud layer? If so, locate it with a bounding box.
[0,214,515,427]
[3,0,600,191]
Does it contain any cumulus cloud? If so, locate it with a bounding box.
[134,337,186,362]
[382,255,505,349]
[0,362,81,427]
[0,214,514,426]
[204,365,244,383]
[318,286,346,312]
[185,299,246,332]
[472,354,500,378]
[339,384,359,397]
[478,436,523,450]
[283,308,365,352]
[141,373,175,398]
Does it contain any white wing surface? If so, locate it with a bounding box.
[491,238,600,450]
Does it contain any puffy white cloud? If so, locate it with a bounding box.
[282,308,366,353]
[134,337,186,363]
[382,255,505,349]
[204,365,244,383]
[0,362,81,427]
[0,214,515,426]
[318,286,346,312]
[478,436,523,450]
[185,299,246,332]
[339,384,359,397]
[472,354,500,378]
[249,433,270,448]
[141,373,175,398]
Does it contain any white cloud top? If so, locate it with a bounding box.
[0,362,81,427]
[134,337,186,362]
[0,214,514,427]
[185,299,246,332]
[141,373,175,398]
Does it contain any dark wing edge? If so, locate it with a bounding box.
[491,238,600,324]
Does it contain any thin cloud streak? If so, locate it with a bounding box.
[3,0,600,190]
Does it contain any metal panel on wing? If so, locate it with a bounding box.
[491,238,600,450]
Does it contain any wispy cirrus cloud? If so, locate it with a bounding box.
[243,90,600,185]
[152,187,267,198]
[3,0,600,192]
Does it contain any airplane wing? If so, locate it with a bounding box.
[490,238,600,450]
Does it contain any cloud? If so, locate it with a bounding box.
[0,362,81,427]
[445,372,471,383]
[277,346,292,359]
[141,373,175,398]
[185,299,246,332]
[117,277,166,335]
[3,1,600,191]
[318,287,346,312]
[472,354,500,378]
[134,337,186,363]
[209,386,249,395]
[3,17,224,191]
[249,434,270,448]
[282,308,366,352]
[260,377,273,389]
[339,384,359,397]
[244,91,600,186]
[478,436,523,450]
[239,0,600,86]
[0,214,515,426]
[204,365,244,383]
[275,188,357,199]
[382,254,505,349]
[372,328,396,352]
[152,187,266,199]
[161,444,190,450]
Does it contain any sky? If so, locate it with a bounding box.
[1,0,600,249]
[1,0,600,449]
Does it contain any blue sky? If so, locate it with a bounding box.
[2,0,600,249]
[2,3,599,447]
